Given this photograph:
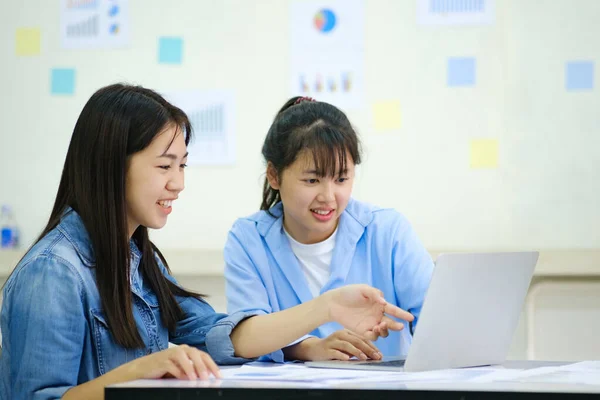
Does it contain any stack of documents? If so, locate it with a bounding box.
[218,361,600,386]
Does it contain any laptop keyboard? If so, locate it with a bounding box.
[357,359,406,367]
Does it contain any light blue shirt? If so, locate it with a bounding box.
[0,209,254,400]
[225,198,434,362]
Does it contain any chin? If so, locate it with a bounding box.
[314,222,334,231]
[145,219,168,230]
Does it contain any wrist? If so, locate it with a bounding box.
[114,357,143,382]
[317,290,335,324]
[285,337,321,361]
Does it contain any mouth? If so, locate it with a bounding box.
[310,208,334,216]
[310,208,335,222]
[157,200,173,208]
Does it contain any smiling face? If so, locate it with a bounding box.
[125,124,188,237]
[268,149,355,244]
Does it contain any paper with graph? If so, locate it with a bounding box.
[60,0,129,49]
[417,0,494,25]
[164,90,236,166]
[290,0,364,109]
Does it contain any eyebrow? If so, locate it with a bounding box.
[302,169,348,175]
[158,152,189,160]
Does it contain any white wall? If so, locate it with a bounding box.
[1,0,599,252]
[2,0,600,364]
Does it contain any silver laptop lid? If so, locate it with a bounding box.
[404,251,538,372]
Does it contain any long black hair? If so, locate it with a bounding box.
[15,83,202,348]
[261,97,362,213]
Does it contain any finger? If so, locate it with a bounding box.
[174,349,197,380]
[362,330,378,342]
[371,327,383,342]
[330,330,346,340]
[359,285,387,305]
[201,352,222,379]
[343,332,381,360]
[373,325,380,336]
[347,330,382,356]
[377,321,390,338]
[186,348,210,380]
[334,339,368,360]
[384,303,414,322]
[165,361,186,380]
[328,349,351,361]
[381,319,406,332]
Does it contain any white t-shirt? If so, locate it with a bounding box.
[284,228,337,298]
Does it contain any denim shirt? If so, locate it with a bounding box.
[0,210,255,400]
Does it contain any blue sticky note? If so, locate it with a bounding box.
[51,68,75,95]
[158,37,183,64]
[447,57,476,87]
[566,61,594,91]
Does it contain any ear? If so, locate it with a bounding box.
[266,162,280,190]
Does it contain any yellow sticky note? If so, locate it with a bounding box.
[16,28,41,56]
[470,139,498,169]
[372,101,401,131]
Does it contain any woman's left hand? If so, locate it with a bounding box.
[325,284,413,341]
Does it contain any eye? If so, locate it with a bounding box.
[159,165,171,170]
[337,177,349,183]
[180,163,188,169]
[306,178,318,184]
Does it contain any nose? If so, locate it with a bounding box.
[317,181,335,203]
[167,169,185,193]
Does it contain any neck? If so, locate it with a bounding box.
[283,216,338,245]
[127,218,138,239]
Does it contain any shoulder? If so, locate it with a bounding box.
[6,228,87,294]
[229,205,282,238]
[344,198,411,234]
[4,234,86,303]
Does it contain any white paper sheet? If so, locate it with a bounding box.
[500,362,600,385]
[417,0,495,26]
[61,0,130,49]
[112,362,600,388]
[289,0,365,109]
[220,364,525,385]
[220,364,397,382]
[163,89,236,166]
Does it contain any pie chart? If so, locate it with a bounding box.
[314,9,336,33]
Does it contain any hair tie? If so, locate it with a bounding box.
[294,96,316,105]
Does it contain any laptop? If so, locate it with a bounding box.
[306,251,539,372]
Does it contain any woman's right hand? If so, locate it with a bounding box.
[124,344,221,381]
[62,345,221,400]
[292,330,383,361]
[325,284,413,341]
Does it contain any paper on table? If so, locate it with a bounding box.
[517,371,600,385]
[220,364,399,382]
[559,361,600,371]
[327,366,524,385]
[219,364,530,385]
[501,362,600,386]
[111,363,600,388]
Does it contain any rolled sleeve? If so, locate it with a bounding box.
[33,386,72,400]
[224,229,289,363]
[205,310,260,365]
[157,257,260,366]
